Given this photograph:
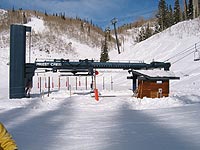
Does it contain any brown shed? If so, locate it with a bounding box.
[129,69,179,99]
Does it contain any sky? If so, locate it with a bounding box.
[1,0,177,29]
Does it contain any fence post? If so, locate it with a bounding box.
[66,77,68,88]
[111,76,113,90]
[67,77,70,90]
[85,76,87,90]
[38,77,40,89]
[39,77,41,94]
[79,76,81,86]
[69,85,72,97]
[48,76,50,97]
[58,76,61,90]
[103,76,105,90]
[76,77,78,90]
[52,77,54,89]
[45,77,47,89]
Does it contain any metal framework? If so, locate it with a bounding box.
[34,59,171,75]
[9,24,172,99]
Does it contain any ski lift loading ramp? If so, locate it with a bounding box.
[34,59,171,75]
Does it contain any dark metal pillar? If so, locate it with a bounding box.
[9,25,31,99]
[132,75,137,92]
[111,18,120,54]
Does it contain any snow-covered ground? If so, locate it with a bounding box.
[0,16,200,150]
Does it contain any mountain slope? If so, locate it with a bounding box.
[0,9,114,60]
[110,18,200,74]
[108,18,200,97]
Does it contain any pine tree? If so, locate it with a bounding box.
[12,6,15,12]
[154,24,160,34]
[157,0,168,31]
[22,12,27,24]
[183,0,188,20]
[136,25,153,42]
[138,26,146,42]
[174,0,181,24]
[188,0,193,19]
[80,22,84,32]
[168,5,174,26]
[100,32,109,62]
[87,26,90,36]
[144,24,153,39]
[100,42,109,62]
[45,10,48,16]
[61,13,65,20]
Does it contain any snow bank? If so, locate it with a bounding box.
[25,17,45,34]
[0,9,7,14]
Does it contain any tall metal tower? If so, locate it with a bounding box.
[111,18,120,54]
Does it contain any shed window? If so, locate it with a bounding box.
[156,81,163,84]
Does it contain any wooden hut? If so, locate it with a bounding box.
[128,69,180,99]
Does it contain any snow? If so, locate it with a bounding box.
[0,9,7,15]
[0,13,200,150]
[132,69,178,78]
[25,17,46,34]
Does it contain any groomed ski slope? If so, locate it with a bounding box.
[0,91,200,150]
[0,15,200,150]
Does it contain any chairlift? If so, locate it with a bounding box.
[194,44,200,61]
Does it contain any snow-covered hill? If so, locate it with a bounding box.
[0,9,108,60]
[0,10,200,150]
[110,18,200,94]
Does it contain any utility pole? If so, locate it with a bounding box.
[111,18,120,54]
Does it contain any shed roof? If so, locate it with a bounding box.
[131,69,180,80]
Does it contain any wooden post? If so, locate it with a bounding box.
[67,77,70,90]
[39,77,41,94]
[66,77,68,88]
[48,76,50,97]
[58,76,61,90]
[45,77,47,88]
[91,75,94,90]
[79,76,81,86]
[75,77,78,90]
[37,77,40,89]
[52,77,54,89]
[111,76,113,90]
[69,85,72,97]
[103,76,105,90]
[94,74,97,90]
[85,76,87,90]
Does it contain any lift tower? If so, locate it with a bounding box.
[9,25,32,98]
[111,18,121,54]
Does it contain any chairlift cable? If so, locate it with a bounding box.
[164,41,200,62]
[172,51,194,64]
[164,43,199,62]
